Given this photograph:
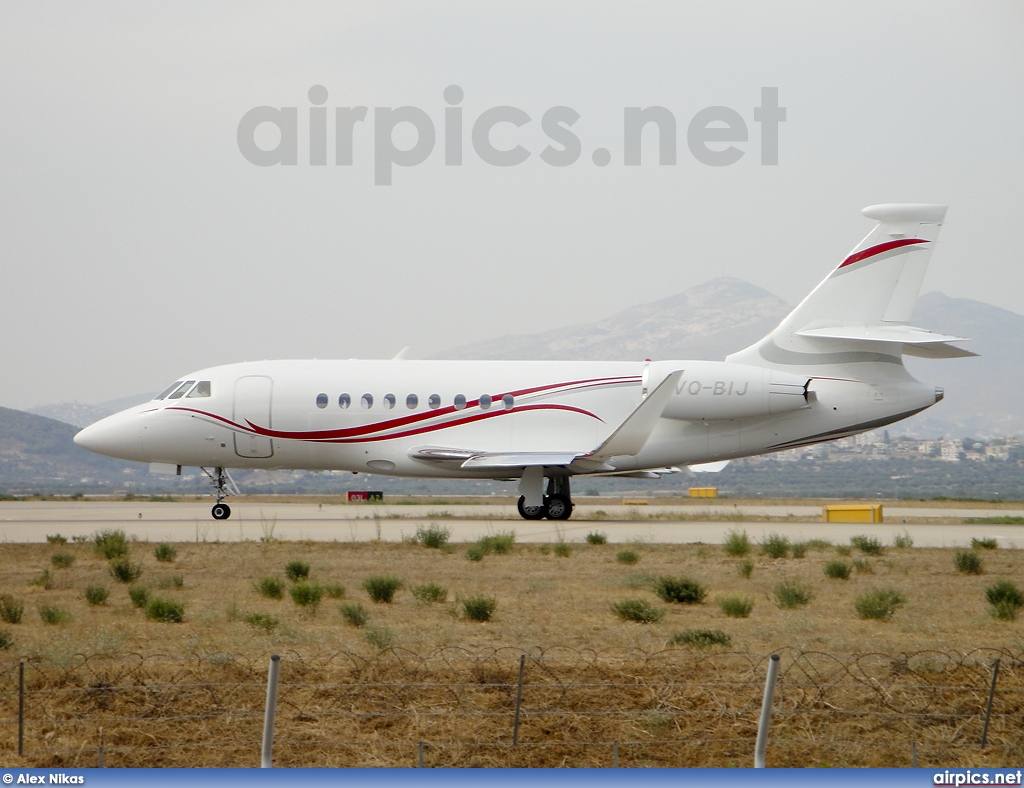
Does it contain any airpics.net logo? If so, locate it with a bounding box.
[236,85,786,185]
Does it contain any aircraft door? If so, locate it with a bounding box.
[234,376,274,458]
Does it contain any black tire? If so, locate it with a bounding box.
[517,495,545,520]
[545,494,573,521]
[212,503,231,520]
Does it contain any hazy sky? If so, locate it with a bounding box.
[2,1,1022,410]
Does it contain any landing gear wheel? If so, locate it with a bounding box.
[212,503,231,520]
[544,494,573,521]
[517,495,545,520]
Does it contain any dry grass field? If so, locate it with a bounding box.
[1,526,1022,767]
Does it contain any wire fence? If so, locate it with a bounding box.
[1,646,1022,767]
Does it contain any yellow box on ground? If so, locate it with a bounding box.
[822,504,884,523]
[621,499,649,506]
[689,487,719,498]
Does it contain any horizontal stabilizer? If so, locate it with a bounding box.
[902,343,978,359]
[796,325,971,345]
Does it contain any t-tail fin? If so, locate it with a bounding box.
[727,203,975,377]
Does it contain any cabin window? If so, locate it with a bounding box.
[479,394,492,410]
[454,394,466,410]
[186,381,211,398]
[361,393,374,409]
[154,381,183,400]
[339,393,351,409]
[406,394,418,409]
[383,393,396,409]
[502,394,514,410]
[316,393,328,408]
[167,381,196,400]
[428,394,441,409]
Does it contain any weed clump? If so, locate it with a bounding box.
[46,534,67,545]
[0,630,12,650]
[145,597,184,623]
[364,624,394,650]
[824,560,852,580]
[109,558,143,583]
[51,552,75,569]
[972,537,998,550]
[893,532,914,549]
[986,581,1024,620]
[158,574,184,589]
[254,577,285,600]
[413,524,451,549]
[738,560,754,579]
[340,602,369,627]
[29,569,54,589]
[363,575,403,603]
[616,550,640,565]
[284,561,310,582]
[128,586,149,609]
[791,542,808,559]
[854,588,906,620]
[463,595,497,622]
[84,585,109,606]
[851,535,884,556]
[0,595,24,624]
[412,583,447,603]
[670,629,730,648]
[465,544,486,562]
[290,583,325,609]
[774,580,814,609]
[94,529,129,559]
[154,543,177,562]
[39,605,71,625]
[612,598,664,623]
[480,531,516,555]
[323,583,345,599]
[654,576,707,605]
[723,529,751,557]
[954,550,983,575]
[244,612,278,633]
[586,531,607,545]
[717,595,753,618]
[760,533,790,559]
[553,542,572,558]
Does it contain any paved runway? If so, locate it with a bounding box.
[1,500,1020,548]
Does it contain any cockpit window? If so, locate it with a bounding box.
[186,381,212,398]
[154,381,183,400]
[167,381,196,400]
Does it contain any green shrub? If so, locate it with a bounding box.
[290,582,325,608]
[791,542,808,559]
[760,533,790,559]
[805,539,833,551]
[323,583,345,599]
[972,537,999,550]
[723,529,751,557]
[835,545,851,557]
[84,585,109,606]
[738,560,754,579]
[670,629,731,648]
[412,583,448,603]
[154,543,177,562]
[51,552,76,569]
[128,585,149,609]
[109,558,143,583]
[616,550,640,565]
[954,550,983,575]
[0,595,24,624]
[717,595,753,618]
[851,535,884,556]
[340,602,369,627]
[94,529,129,559]
[157,574,184,589]
[854,588,906,620]
[29,569,54,589]
[413,524,451,549]
[46,534,67,544]
[586,531,607,545]
[465,544,487,562]
[612,598,665,623]
[364,624,394,650]
[892,532,914,549]
[774,580,814,609]
[39,605,71,625]
[363,575,403,603]
[479,531,516,555]
[243,612,278,633]
[254,576,285,600]
[654,576,707,605]
[852,559,874,574]
[824,560,852,580]
[284,560,310,582]
[991,601,1020,621]
[145,597,184,623]
[986,580,1024,620]
[463,595,497,622]
[553,542,572,558]
[0,630,13,650]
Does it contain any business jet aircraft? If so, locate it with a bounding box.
[75,204,973,521]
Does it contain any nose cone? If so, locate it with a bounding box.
[74,409,147,461]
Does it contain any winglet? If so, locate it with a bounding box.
[586,370,682,461]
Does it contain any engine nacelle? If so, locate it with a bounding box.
[653,362,809,422]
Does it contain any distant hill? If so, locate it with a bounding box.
[28,392,156,429]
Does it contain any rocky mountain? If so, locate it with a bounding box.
[28,392,156,429]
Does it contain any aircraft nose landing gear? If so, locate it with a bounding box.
[202,466,239,520]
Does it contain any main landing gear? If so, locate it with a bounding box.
[517,475,574,521]
[202,466,239,520]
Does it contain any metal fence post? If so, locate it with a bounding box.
[981,658,1001,748]
[261,654,281,768]
[754,654,780,768]
[512,654,526,747]
[18,661,25,757]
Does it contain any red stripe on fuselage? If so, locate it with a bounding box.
[837,238,928,269]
